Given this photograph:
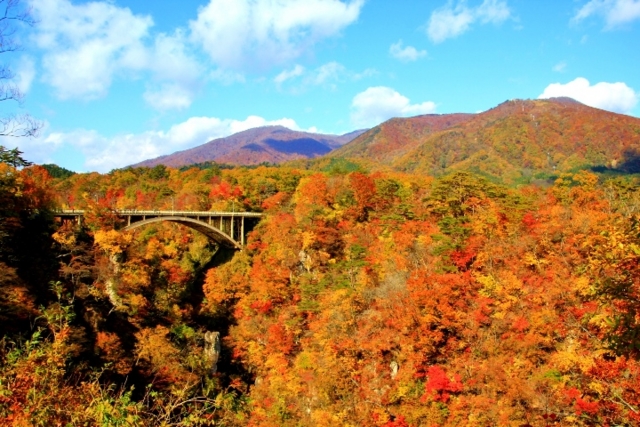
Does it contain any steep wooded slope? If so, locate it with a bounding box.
[134,126,366,168]
[334,98,640,182]
[333,113,473,163]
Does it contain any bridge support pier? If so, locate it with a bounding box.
[241,216,245,247]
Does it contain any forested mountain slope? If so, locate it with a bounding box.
[334,98,640,182]
[332,113,474,163]
[134,126,366,168]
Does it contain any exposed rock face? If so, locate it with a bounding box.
[105,253,123,309]
[204,331,221,374]
[390,361,399,379]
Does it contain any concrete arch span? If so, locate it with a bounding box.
[123,216,242,250]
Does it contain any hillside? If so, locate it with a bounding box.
[334,113,474,163]
[134,126,366,168]
[333,98,640,182]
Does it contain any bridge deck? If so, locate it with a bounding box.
[53,210,262,249]
[54,210,263,218]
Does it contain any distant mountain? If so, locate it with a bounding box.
[133,126,367,168]
[331,98,640,182]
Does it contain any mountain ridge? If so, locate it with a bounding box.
[331,97,640,182]
[132,126,367,168]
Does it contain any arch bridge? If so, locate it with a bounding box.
[54,210,262,250]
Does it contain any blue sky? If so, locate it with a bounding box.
[2,0,639,172]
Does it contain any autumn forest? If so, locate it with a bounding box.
[2,98,640,426]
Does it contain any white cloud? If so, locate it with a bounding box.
[476,0,512,23]
[30,0,203,109]
[1,121,58,164]
[428,3,474,43]
[308,61,346,85]
[189,0,365,70]
[573,0,640,28]
[145,32,200,83]
[553,61,567,72]
[538,77,638,114]
[274,64,306,84]
[353,68,378,80]
[350,86,437,128]
[31,0,152,99]
[143,84,193,111]
[29,0,365,106]
[142,32,204,110]
[23,115,310,172]
[427,0,511,43]
[14,56,36,94]
[389,40,427,62]
[210,69,246,85]
[273,61,371,91]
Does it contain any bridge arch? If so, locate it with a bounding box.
[123,216,242,250]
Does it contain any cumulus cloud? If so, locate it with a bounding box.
[427,0,511,43]
[350,86,437,128]
[573,0,640,29]
[189,0,364,70]
[538,77,638,114]
[389,40,427,62]
[30,0,203,109]
[31,0,152,99]
[24,116,309,172]
[29,0,365,106]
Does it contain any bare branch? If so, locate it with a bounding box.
[0,0,37,55]
[0,0,41,139]
[0,113,42,138]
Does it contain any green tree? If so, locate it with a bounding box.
[0,145,31,167]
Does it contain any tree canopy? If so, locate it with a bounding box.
[2,163,640,425]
